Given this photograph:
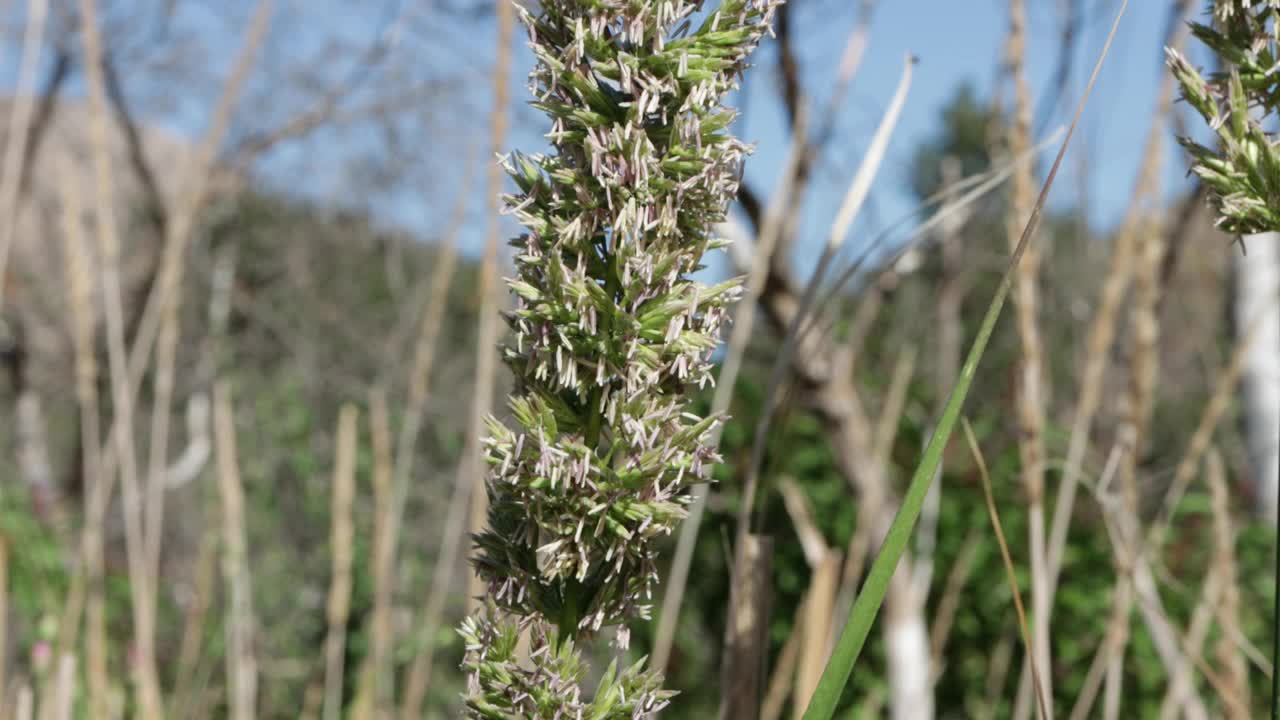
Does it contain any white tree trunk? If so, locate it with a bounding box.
[885,568,934,720]
[1235,234,1280,521]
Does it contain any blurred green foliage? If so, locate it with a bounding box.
[0,86,1273,719]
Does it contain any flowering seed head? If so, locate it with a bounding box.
[1169,0,1280,234]
[461,0,778,714]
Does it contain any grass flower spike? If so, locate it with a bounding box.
[462,0,778,715]
[1167,0,1280,234]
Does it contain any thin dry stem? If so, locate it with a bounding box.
[397,443,480,718]
[172,529,217,718]
[214,381,257,720]
[95,0,274,502]
[322,405,358,720]
[1029,10,1191,719]
[402,4,513,714]
[1066,448,1126,720]
[761,591,806,720]
[779,477,829,570]
[375,151,471,702]
[814,0,877,142]
[1044,46,1182,599]
[463,0,514,615]
[1043,0,1192,613]
[1101,140,1171,720]
[0,536,7,709]
[1209,448,1250,716]
[1157,567,1222,720]
[386,179,469,720]
[77,1,163,712]
[793,550,840,719]
[47,654,76,720]
[141,287,178,649]
[53,159,109,718]
[367,390,394,713]
[15,685,32,720]
[1004,3,1052,713]
[719,535,774,720]
[1150,282,1280,550]
[982,634,1015,720]
[873,348,916,471]
[927,529,981,671]
[963,420,1048,720]
[139,4,273,665]
[0,0,50,314]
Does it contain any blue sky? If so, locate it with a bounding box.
[730,0,1205,273]
[485,0,1208,273]
[0,1,1212,270]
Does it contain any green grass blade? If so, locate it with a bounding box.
[798,3,1127,718]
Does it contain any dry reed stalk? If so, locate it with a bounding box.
[1208,449,1250,716]
[793,551,840,720]
[46,654,75,720]
[142,285,178,603]
[172,529,217,718]
[813,0,877,143]
[322,405,358,720]
[399,7,513,714]
[396,442,482,718]
[842,284,883,375]
[1101,501,1136,720]
[761,592,806,720]
[981,634,1015,720]
[367,390,394,714]
[213,382,257,720]
[934,157,968,396]
[964,420,1049,720]
[52,153,109,719]
[94,0,273,506]
[1063,441,1125,720]
[139,7,272,686]
[873,348,916,470]
[779,478,830,569]
[15,684,33,720]
[719,535,773,720]
[1042,0,1192,611]
[0,536,7,711]
[1081,446,1210,720]
[927,529,981,671]
[76,1,163,712]
[1025,7,1192,718]
[1149,285,1279,549]
[374,154,471,703]
[0,0,49,314]
[1157,568,1222,720]
[1004,3,1052,713]
[462,0,515,616]
[1101,159,1171,720]
[653,108,810,673]
[387,198,470,720]
[38,647,79,719]
[1069,565,1128,720]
